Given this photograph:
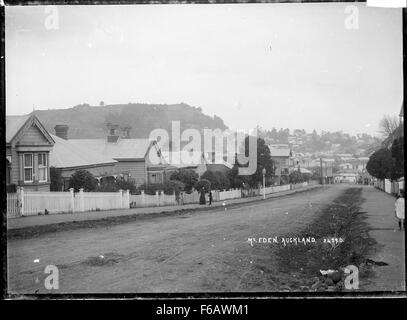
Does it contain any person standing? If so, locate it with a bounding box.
[395,189,405,230]
[199,188,206,205]
[208,190,213,206]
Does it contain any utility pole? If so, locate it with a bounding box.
[262,168,266,200]
[320,157,324,185]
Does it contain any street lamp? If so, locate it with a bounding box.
[262,168,266,200]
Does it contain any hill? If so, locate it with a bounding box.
[33,103,228,139]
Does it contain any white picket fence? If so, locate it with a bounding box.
[219,189,242,201]
[7,188,130,218]
[24,190,73,216]
[7,192,20,218]
[375,178,404,195]
[7,181,316,218]
[130,182,314,208]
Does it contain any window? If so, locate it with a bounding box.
[23,153,33,182]
[38,153,48,182]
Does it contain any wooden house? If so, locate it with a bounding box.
[6,114,55,191]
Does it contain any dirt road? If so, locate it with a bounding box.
[8,185,349,293]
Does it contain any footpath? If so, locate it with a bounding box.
[7,184,322,231]
[361,186,405,292]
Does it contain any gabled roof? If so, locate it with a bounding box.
[66,138,153,160]
[6,115,31,143]
[6,114,54,145]
[50,135,117,168]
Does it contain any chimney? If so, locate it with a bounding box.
[106,122,120,143]
[54,125,69,140]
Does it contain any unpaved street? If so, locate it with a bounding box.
[8,185,351,293]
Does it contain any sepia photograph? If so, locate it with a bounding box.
[2,0,405,301]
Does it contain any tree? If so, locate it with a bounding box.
[240,136,274,187]
[50,166,64,191]
[366,148,394,180]
[69,170,97,192]
[201,170,230,190]
[169,169,199,193]
[289,170,304,184]
[163,180,185,195]
[115,179,138,193]
[391,136,404,180]
[195,179,211,192]
[379,115,399,139]
[227,164,249,189]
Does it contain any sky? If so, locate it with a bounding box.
[5,3,403,136]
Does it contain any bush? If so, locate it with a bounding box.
[115,179,138,194]
[227,165,249,189]
[50,167,64,191]
[201,170,230,190]
[163,180,185,195]
[6,184,17,193]
[289,171,304,184]
[195,179,211,192]
[95,182,117,192]
[138,183,165,195]
[69,170,97,192]
[169,169,199,193]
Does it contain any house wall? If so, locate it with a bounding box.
[114,161,147,186]
[18,125,50,145]
[59,164,117,180]
[8,124,53,192]
[272,156,290,175]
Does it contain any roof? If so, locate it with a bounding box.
[299,167,312,174]
[269,147,291,157]
[162,151,206,167]
[67,138,153,160]
[6,114,55,145]
[50,135,117,168]
[6,114,31,143]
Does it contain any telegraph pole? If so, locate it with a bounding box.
[320,157,324,185]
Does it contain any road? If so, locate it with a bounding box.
[8,185,350,293]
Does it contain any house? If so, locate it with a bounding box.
[269,146,291,185]
[161,150,208,179]
[49,134,119,190]
[6,114,55,191]
[204,151,234,174]
[51,123,167,188]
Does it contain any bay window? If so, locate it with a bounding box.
[38,153,48,182]
[23,153,33,182]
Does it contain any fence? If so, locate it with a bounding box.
[219,189,242,201]
[24,190,73,216]
[7,181,318,218]
[7,192,20,218]
[7,187,130,218]
[374,178,405,195]
[130,191,177,208]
